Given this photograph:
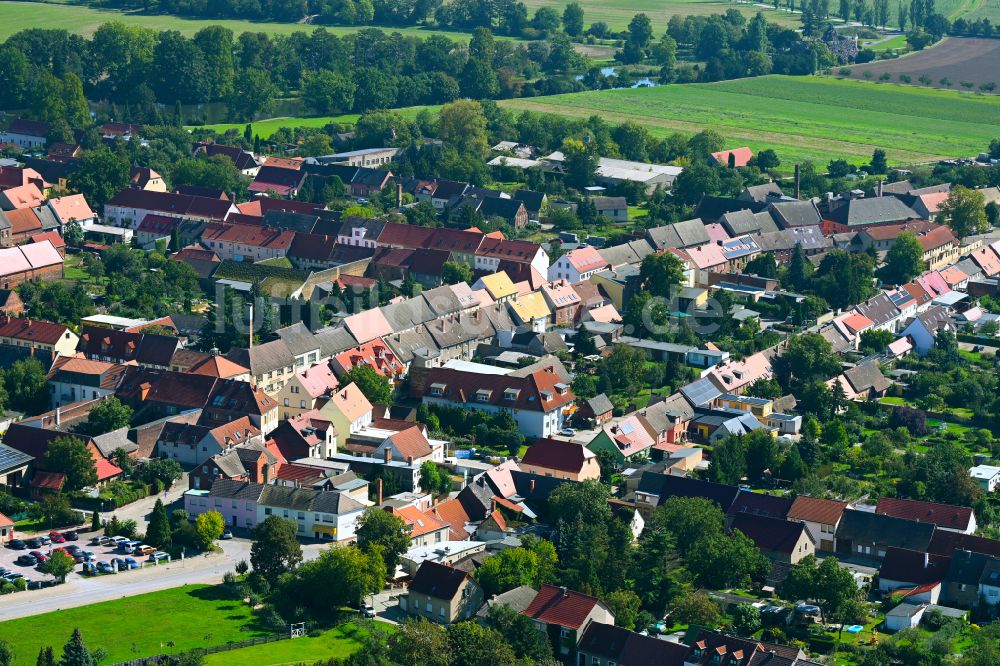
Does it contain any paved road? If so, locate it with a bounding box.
[0,538,327,622]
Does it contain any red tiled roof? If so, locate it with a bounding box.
[29,230,65,249]
[386,426,432,460]
[521,438,595,474]
[917,225,957,252]
[411,366,574,413]
[523,584,603,630]
[710,147,753,167]
[31,471,66,490]
[876,497,974,531]
[201,222,294,250]
[391,505,450,538]
[0,314,71,345]
[431,498,472,540]
[786,495,847,525]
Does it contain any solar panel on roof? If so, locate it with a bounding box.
[620,422,634,435]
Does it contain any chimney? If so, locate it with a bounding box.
[396,183,403,208]
[55,406,61,427]
[794,164,801,200]
[924,552,929,568]
[384,447,392,464]
[529,479,535,493]
[378,478,383,505]
[877,179,884,197]
[559,586,568,597]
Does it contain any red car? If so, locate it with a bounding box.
[49,532,66,544]
[28,550,48,563]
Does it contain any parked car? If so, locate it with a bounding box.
[133,545,155,556]
[110,558,127,571]
[7,539,26,550]
[25,537,43,549]
[4,572,24,582]
[28,551,47,563]
[63,531,79,541]
[81,562,97,575]
[15,554,37,566]
[117,540,138,554]
[148,551,169,563]
[49,532,66,544]
[38,536,51,546]
[123,557,139,570]
[80,551,96,562]
[109,536,128,546]
[221,530,233,540]
[96,561,115,574]
[360,602,376,618]
[558,427,576,436]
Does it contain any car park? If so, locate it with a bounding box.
[15,554,37,566]
[38,536,51,546]
[96,561,115,574]
[7,539,26,550]
[148,551,169,563]
[28,551,47,563]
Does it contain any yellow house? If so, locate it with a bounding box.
[473,272,518,303]
[713,393,773,419]
[588,265,639,312]
[508,292,552,329]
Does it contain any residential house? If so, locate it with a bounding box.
[587,415,657,463]
[411,365,574,438]
[319,382,374,442]
[592,197,628,222]
[942,549,994,608]
[710,147,753,167]
[49,357,128,409]
[275,362,340,420]
[829,361,892,401]
[522,585,616,661]
[267,410,337,460]
[402,561,485,624]
[970,464,1000,492]
[822,197,921,234]
[540,280,582,327]
[899,305,953,355]
[390,505,450,548]
[104,189,236,229]
[729,513,815,564]
[248,166,307,198]
[0,119,49,149]
[188,443,279,490]
[520,438,601,481]
[634,472,740,512]
[576,393,613,427]
[835,508,936,562]
[200,223,295,262]
[577,622,689,666]
[373,426,443,465]
[46,194,96,228]
[130,167,166,192]
[77,327,180,369]
[193,142,261,177]
[3,422,123,488]
[682,630,814,666]
[875,497,977,534]
[644,218,710,251]
[512,189,547,219]
[331,340,405,385]
[547,246,609,283]
[0,443,32,492]
[0,289,24,316]
[706,352,773,395]
[0,314,79,360]
[157,417,262,466]
[878,547,951,594]
[786,495,848,552]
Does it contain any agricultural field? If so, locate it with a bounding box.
[936,0,1000,22]
[0,585,268,665]
[190,106,432,138]
[0,0,486,40]
[500,75,1000,164]
[845,37,1000,92]
[520,0,804,31]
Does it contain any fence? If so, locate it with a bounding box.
[108,634,292,666]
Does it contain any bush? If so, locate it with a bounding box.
[899,74,911,83]
[879,72,892,81]
[855,49,877,63]
[839,67,851,76]
[862,70,874,79]
[236,559,249,575]
[1,583,14,595]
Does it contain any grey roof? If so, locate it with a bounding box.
[207,478,267,502]
[855,292,902,327]
[586,393,614,416]
[742,182,784,202]
[755,226,830,253]
[592,196,627,211]
[383,327,441,365]
[476,585,538,618]
[32,205,61,231]
[313,326,359,358]
[819,325,852,353]
[274,322,320,357]
[645,218,709,250]
[945,549,991,586]
[955,258,983,279]
[0,442,33,472]
[381,297,438,334]
[844,361,891,394]
[768,200,823,228]
[836,509,935,551]
[227,339,296,377]
[91,427,138,457]
[828,197,920,227]
[720,209,778,236]
[258,484,365,514]
[638,392,695,433]
[421,285,464,316]
[212,448,248,477]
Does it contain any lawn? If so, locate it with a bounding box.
[0,585,268,665]
[203,623,371,666]
[520,0,804,31]
[500,75,1000,164]
[0,1,490,40]
[189,105,433,138]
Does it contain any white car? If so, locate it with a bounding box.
[558,427,576,437]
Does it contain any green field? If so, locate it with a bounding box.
[0,1,486,40]
[190,105,433,137]
[203,623,370,666]
[521,0,804,30]
[0,585,268,665]
[500,75,1000,164]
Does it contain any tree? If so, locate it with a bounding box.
[561,137,598,189]
[687,530,769,589]
[731,603,762,635]
[36,647,56,666]
[146,499,172,550]
[67,150,130,208]
[880,231,925,284]
[250,516,302,579]
[448,622,516,666]
[87,397,133,435]
[63,220,84,248]
[639,252,684,298]
[753,149,780,170]
[938,185,988,239]
[774,333,843,390]
[672,162,721,205]
[441,260,473,285]
[29,493,75,529]
[781,555,858,622]
[602,344,647,395]
[194,511,224,549]
[606,589,642,630]
[58,629,93,666]
[419,460,452,496]
[859,328,896,354]
[708,435,747,485]
[45,437,97,491]
[869,148,889,174]
[485,605,553,662]
[562,2,585,36]
[0,640,12,666]
[41,551,76,583]
[475,547,540,597]
[461,29,499,99]
[744,429,779,481]
[356,507,410,576]
[278,545,385,616]
[3,358,50,414]
[91,510,101,532]
[654,496,726,553]
[342,364,393,405]
[671,591,722,626]
[388,619,451,666]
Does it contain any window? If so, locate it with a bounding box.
[300,400,306,409]
[264,507,272,515]
[284,398,289,407]
[425,601,432,612]
[560,629,571,639]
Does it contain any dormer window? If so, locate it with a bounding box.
[554,382,568,395]
[430,383,445,397]
[475,389,492,403]
[504,388,520,401]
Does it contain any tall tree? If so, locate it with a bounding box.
[562,2,585,36]
[87,397,133,435]
[938,185,988,239]
[639,252,685,298]
[146,499,172,550]
[58,630,93,666]
[461,28,499,99]
[880,231,925,284]
[356,507,411,576]
[342,364,393,404]
[44,436,97,491]
[250,516,303,579]
[67,149,130,208]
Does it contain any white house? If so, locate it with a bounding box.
[548,246,609,283]
[970,465,1000,493]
